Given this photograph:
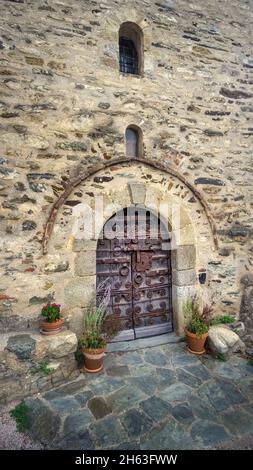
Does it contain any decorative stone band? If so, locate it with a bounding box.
[42,156,218,255]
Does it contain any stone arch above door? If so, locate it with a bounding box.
[43,161,217,337]
[42,157,218,255]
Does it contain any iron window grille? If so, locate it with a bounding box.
[119,36,139,75]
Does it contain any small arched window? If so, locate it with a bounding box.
[119,37,138,75]
[125,126,143,158]
[119,22,144,76]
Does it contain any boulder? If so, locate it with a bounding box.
[208,325,245,357]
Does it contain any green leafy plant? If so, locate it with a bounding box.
[183,295,213,337]
[79,307,107,349]
[187,316,209,336]
[79,279,121,349]
[216,352,227,362]
[41,302,61,323]
[75,347,84,366]
[179,336,186,342]
[10,401,31,433]
[211,315,235,325]
[30,361,54,375]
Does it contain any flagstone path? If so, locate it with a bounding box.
[26,342,253,450]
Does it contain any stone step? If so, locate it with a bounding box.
[0,329,78,360]
[107,332,180,353]
[0,329,79,405]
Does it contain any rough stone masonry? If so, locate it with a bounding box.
[0,0,253,402]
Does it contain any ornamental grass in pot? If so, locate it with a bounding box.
[183,295,213,355]
[40,302,64,335]
[79,279,119,373]
[79,307,107,373]
[79,308,120,373]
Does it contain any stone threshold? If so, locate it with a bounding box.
[107,332,180,353]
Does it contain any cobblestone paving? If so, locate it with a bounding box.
[27,343,253,450]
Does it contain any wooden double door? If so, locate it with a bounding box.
[96,208,173,341]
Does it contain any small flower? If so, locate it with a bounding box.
[40,302,61,323]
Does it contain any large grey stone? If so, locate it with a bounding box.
[6,334,36,360]
[63,410,93,434]
[88,397,112,419]
[211,361,243,381]
[120,409,153,437]
[220,408,253,436]
[49,396,80,414]
[172,353,200,367]
[171,245,196,270]
[159,383,192,404]
[74,252,96,276]
[130,363,156,376]
[172,269,197,286]
[190,395,217,421]
[141,418,196,450]
[191,420,229,446]
[198,380,227,411]
[217,380,246,405]
[171,403,194,424]
[90,415,127,448]
[118,352,144,366]
[106,365,130,377]
[176,369,202,388]
[43,379,87,399]
[140,396,171,422]
[128,182,146,204]
[208,325,245,356]
[89,377,125,396]
[144,349,168,367]
[107,384,146,412]
[72,239,97,253]
[156,368,177,388]
[27,398,61,444]
[129,376,157,395]
[75,390,94,407]
[56,430,95,450]
[183,364,211,382]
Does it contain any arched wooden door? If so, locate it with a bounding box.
[96,207,173,341]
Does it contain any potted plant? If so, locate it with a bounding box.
[40,302,64,335]
[79,306,121,373]
[183,295,213,355]
[79,279,120,373]
[79,307,107,373]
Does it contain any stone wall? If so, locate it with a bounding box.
[0,330,78,405]
[0,1,252,341]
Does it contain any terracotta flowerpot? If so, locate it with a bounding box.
[40,318,65,336]
[185,329,208,355]
[82,347,106,373]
